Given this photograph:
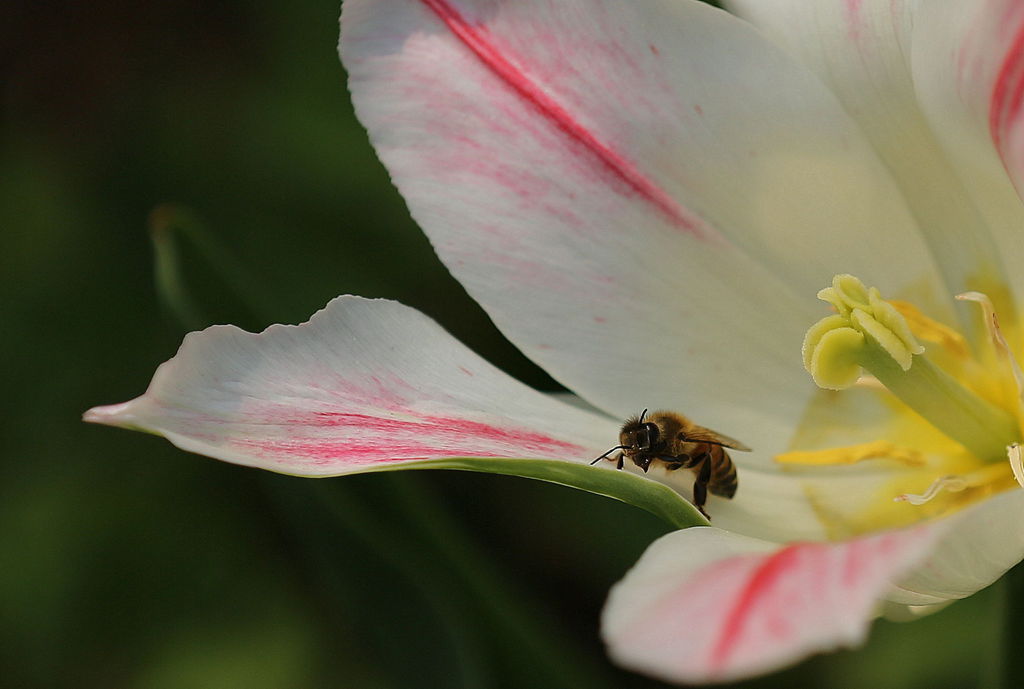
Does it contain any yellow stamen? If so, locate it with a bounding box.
[776,441,925,467]
[958,291,1024,403]
[889,299,971,360]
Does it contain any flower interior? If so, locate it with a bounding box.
[780,274,1024,539]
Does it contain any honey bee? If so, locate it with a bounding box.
[591,409,749,519]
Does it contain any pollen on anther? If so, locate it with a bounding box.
[956,291,1024,401]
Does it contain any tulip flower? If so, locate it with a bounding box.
[86,0,1024,683]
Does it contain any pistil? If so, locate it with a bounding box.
[802,275,1020,462]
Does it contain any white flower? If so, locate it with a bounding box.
[86,0,1024,683]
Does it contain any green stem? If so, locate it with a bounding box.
[149,203,287,326]
[863,341,1020,461]
[151,211,207,331]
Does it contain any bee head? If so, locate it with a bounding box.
[619,409,660,453]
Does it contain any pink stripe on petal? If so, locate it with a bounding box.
[708,544,804,672]
[269,410,584,451]
[989,10,1024,158]
[843,0,864,42]
[231,440,502,465]
[603,525,942,683]
[416,0,706,236]
[225,411,585,468]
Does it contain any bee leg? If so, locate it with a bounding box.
[658,457,685,471]
[615,452,624,471]
[693,455,712,519]
[658,454,691,470]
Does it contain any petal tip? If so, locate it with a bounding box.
[82,401,136,427]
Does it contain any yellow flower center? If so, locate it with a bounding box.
[779,274,1024,539]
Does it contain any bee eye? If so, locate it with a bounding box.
[643,423,660,443]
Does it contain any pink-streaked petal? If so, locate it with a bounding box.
[910,0,1024,307]
[602,524,942,684]
[341,0,947,454]
[85,296,617,475]
[977,2,1024,190]
[728,0,1024,314]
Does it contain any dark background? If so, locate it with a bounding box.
[1,1,1003,687]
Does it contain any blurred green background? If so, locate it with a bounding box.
[1,1,1005,687]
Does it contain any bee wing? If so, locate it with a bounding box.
[682,425,751,451]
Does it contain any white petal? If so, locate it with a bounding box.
[85,297,617,474]
[648,462,829,542]
[341,0,946,451]
[602,524,942,683]
[888,487,1024,606]
[728,0,1024,313]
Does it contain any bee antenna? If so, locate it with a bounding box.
[639,408,648,423]
[590,446,626,465]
